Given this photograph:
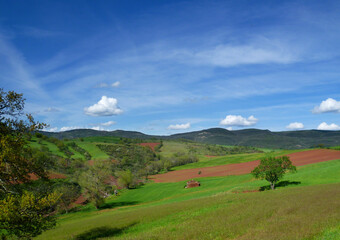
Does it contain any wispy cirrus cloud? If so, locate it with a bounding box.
[16,26,66,38]
[0,35,45,96]
[44,107,60,112]
[190,42,298,67]
[99,120,116,126]
[94,81,120,88]
[2,0,340,135]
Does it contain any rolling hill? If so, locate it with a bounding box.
[41,128,340,149]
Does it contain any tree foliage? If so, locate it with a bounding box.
[251,156,297,190]
[0,191,60,238]
[78,160,113,208]
[116,170,135,189]
[0,89,47,194]
[54,183,81,213]
[0,89,59,238]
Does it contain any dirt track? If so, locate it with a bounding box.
[150,149,340,183]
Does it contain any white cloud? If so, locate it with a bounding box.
[88,121,116,131]
[286,122,304,130]
[84,96,123,116]
[220,115,258,127]
[95,83,109,88]
[44,127,58,132]
[90,126,106,131]
[193,43,296,67]
[99,121,116,126]
[95,81,120,88]
[317,122,340,130]
[312,98,340,113]
[167,123,191,130]
[226,127,233,131]
[111,81,120,87]
[44,107,60,112]
[60,126,80,132]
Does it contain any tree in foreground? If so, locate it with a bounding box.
[0,191,60,238]
[251,156,297,190]
[0,89,60,238]
[0,89,48,193]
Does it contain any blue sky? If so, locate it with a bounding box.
[1,0,340,134]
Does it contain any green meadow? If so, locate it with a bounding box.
[172,149,307,170]
[29,137,68,158]
[73,140,111,160]
[36,158,340,239]
[29,136,112,160]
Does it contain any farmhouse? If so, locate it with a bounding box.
[185,180,200,188]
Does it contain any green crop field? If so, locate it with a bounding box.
[172,149,307,170]
[29,137,111,161]
[159,141,193,157]
[36,158,340,239]
[29,137,68,158]
[73,140,111,160]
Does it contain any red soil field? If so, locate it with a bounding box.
[150,149,340,183]
[88,160,95,166]
[73,194,87,205]
[139,142,160,151]
[29,172,67,180]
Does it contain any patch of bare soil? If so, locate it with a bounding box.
[149,149,340,183]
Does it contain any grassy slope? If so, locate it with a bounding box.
[29,137,111,160]
[29,137,86,160]
[29,137,67,158]
[159,141,192,157]
[172,149,306,170]
[37,159,340,239]
[73,140,110,160]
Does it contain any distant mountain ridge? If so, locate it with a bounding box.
[41,128,340,149]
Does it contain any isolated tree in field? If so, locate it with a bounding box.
[251,156,296,190]
[0,89,60,238]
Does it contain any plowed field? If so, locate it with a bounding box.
[139,142,160,151]
[150,149,340,183]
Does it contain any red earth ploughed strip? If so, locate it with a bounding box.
[138,142,160,151]
[149,149,340,183]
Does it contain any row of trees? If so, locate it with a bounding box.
[186,143,263,156]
